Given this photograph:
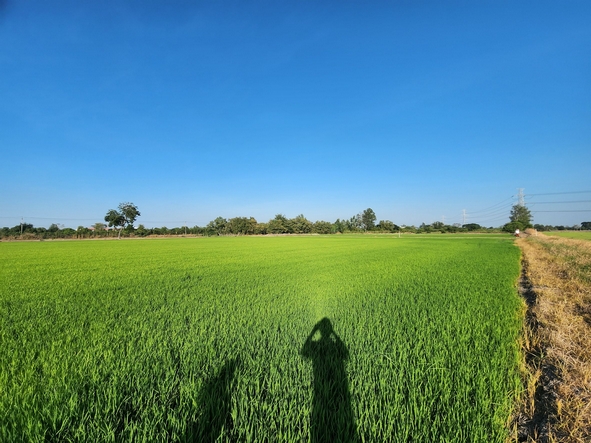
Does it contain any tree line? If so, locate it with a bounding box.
[2,203,589,240]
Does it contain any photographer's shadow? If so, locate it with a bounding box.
[301,318,358,443]
[188,357,238,442]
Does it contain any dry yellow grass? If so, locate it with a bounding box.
[514,232,591,442]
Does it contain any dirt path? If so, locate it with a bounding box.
[513,234,591,442]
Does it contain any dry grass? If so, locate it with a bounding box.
[514,232,591,442]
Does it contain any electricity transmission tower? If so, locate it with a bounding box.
[517,188,525,206]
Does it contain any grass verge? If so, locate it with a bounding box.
[514,234,591,442]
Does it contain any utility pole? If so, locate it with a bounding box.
[462,209,466,226]
[20,217,23,235]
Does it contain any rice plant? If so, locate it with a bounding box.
[0,236,522,442]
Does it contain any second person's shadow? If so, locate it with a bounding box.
[301,318,358,443]
[188,357,239,442]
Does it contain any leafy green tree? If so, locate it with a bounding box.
[361,208,376,231]
[509,204,532,228]
[104,202,140,239]
[377,220,399,232]
[62,228,76,238]
[227,217,256,235]
[76,226,90,238]
[254,222,268,235]
[581,221,591,230]
[432,221,444,230]
[313,221,333,234]
[333,219,345,233]
[119,203,141,231]
[418,223,433,233]
[463,223,482,231]
[347,214,362,232]
[91,222,106,237]
[292,214,312,234]
[268,214,289,234]
[136,224,148,237]
[247,217,258,235]
[105,209,125,238]
[503,204,533,233]
[206,217,227,236]
[503,221,524,234]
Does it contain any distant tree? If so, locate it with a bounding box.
[227,217,255,235]
[268,214,290,234]
[347,214,363,231]
[418,223,433,233]
[104,202,140,239]
[254,222,268,235]
[503,221,524,234]
[5,223,33,237]
[206,217,227,236]
[62,228,76,238]
[105,209,125,238]
[432,221,444,230]
[292,214,312,234]
[283,216,295,234]
[463,223,482,231]
[313,221,333,234]
[247,217,258,235]
[119,202,141,232]
[503,204,533,233]
[509,204,532,228]
[76,226,90,238]
[136,224,148,237]
[446,224,459,233]
[581,221,591,230]
[377,220,399,232]
[361,208,376,231]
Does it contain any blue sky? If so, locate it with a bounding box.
[1,1,590,229]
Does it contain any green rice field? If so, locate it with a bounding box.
[0,236,523,442]
[542,231,591,240]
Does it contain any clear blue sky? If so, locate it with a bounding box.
[1,1,590,229]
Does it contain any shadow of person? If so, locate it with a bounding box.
[189,357,239,442]
[301,318,358,443]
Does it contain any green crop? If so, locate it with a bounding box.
[543,231,591,241]
[0,236,523,442]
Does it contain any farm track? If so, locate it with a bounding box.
[515,257,561,442]
[514,234,591,443]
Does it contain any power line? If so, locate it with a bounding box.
[532,210,591,213]
[470,215,512,225]
[0,216,99,221]
[467,196,515,214]
[466,205,514,221]
[529,200,591,204]
[527,190,591,197]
